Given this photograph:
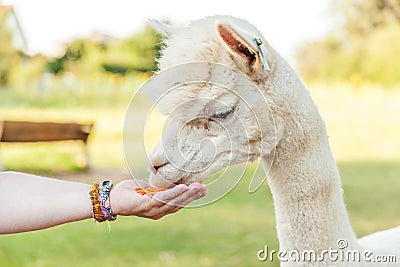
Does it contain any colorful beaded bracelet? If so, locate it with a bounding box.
[89,180,117,223]
[98,180,117,221]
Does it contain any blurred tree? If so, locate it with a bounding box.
[297,0,400,85]
[46,24,162,76]
[101,25,162,74]
[0,5,22,87]
[46,39,87,74]
[341,0,400,39]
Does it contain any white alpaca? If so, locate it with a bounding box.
[145,16,400,266]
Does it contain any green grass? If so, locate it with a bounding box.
[0,74,143,108]
[0,82,400,266]
[340,161,400,235]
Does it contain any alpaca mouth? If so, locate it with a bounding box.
[172,177,186,185]
[149,161,169,175]
[149,163,191,188]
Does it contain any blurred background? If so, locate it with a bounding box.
[0,0,399,266]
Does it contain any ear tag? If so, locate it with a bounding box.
[253,37,271,72]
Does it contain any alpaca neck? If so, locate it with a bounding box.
[264,138,359,254]
[261,55,359,256]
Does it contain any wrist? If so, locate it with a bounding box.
[109,186,121,216]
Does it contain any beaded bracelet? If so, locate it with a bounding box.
[98,180,117,221]
[89,183,106,222]
[89,180,117,223]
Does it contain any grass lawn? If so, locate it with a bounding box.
[0,83,399,267]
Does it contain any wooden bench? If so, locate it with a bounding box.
[0,120,94,170]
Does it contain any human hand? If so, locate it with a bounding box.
[110,180,207,220]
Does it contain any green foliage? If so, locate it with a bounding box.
[0,7,21,87]
[297,0,400,85]
[1,18,161,90]
[104,25,162,73]
[46,57,65,74]
[46,25,162,76]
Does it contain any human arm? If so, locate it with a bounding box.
[0,171,206,234]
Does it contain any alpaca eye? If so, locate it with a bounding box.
[211,108,234,119]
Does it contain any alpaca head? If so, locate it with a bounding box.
[146,16,288,188]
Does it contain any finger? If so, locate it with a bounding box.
[189,184,207,197]
[180,185,206,205]
[188,182,205,188]
[154,187,206,217]
[162,186,205,209]
[173,189,205,207]
[158,185,207,215]
[152,184,188,204]
[150,184,206,213]
[149,185,206,212]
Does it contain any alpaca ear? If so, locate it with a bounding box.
[148,19,181,37]
[217,23,259,69]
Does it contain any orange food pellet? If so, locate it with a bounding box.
[135,187,167,196]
